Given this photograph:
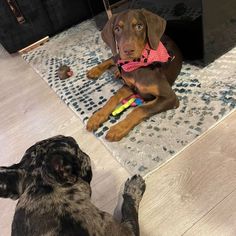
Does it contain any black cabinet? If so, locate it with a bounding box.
[0,0,53,53]
[1,0,235,62]
[114,0,236,63]
[202,0,236,63]
[0,0,106,53]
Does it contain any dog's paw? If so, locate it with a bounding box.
[87,66,103,79]
[86,112,108,132]
[105,123,130,142]
[124,175,146,203]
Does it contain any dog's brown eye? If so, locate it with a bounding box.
[135,24,143,31]
[114,26,122,34]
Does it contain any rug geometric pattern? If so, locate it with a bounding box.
[22,20,236,175]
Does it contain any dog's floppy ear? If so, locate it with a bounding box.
[77,150,92,184]
[101,14,118,55]
[0,165,24,200]
[141,9,166,50]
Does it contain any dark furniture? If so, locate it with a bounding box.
[0,0,108,53]
[1,0,235,64]
[202,0,236,63]
[103,0,236,64]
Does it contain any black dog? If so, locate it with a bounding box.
[0,135,145,236]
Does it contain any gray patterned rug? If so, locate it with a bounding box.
[22,19,236,176]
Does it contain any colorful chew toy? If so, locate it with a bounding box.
[112,94,144,116]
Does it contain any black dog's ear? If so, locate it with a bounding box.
[141,9,166,50]
[77,150,92,184]
[101,14,118,55]
[0,166,24,200]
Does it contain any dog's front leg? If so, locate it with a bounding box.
[86,85,133,132]
[105,81,179,141]
[87,57,115,79]
[121,175,146,236]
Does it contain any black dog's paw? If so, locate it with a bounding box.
[123,175,146,204]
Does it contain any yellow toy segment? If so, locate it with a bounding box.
[112,98,136,116]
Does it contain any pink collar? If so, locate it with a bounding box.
[117,42,172,72]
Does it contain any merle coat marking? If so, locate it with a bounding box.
[0,135,145,236]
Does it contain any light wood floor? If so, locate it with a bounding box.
[0,48,236,236]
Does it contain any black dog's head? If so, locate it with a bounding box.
[0,135,92,200]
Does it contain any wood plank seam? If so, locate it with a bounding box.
[181,188,236,235]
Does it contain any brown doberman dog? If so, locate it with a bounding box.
[86,9,183,142]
